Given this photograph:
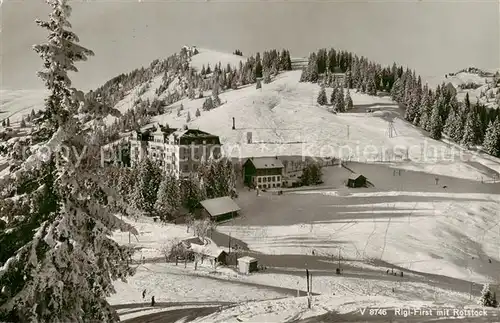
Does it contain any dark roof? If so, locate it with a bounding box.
[181,237,204,247]
[247,157,284,169]
[174,128,218,138]
[200,196,241,217]
[348,173,365,180]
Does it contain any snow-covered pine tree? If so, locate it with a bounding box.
[213,92,222,107]
[0,1,137,322]
[203,97,214,111]
[195,108,201,117]
[317,87,328,106]
[330,86,338,108]
[132,157,162,216]
[6,118,10,127]
[186,111,191,123]
[214,158,237,198]
[154,175,173,221]
[165,173,182,214]
[444,107,458,138]
[390,78,405,103]
[461,108,480,148]
[483,117,500,157]
[418,87,433,131]
[479,284,495,307]
[429,100,444,140]
[180,173,202,212]
[20,117,26,128]
[336,88,345,112]
[345,89,353,111]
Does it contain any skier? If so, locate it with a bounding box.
[151,296,155,307]
[142,289,146,299]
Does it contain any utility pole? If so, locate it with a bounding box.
[338,247,341,271]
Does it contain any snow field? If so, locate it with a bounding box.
[218,191,500,284]
[107,263,287,306]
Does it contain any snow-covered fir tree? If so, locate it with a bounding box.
[483,117,500,157]
[330,86,339,108]
[195,108,201,117]
[444,107,460,140]
[186,111,191,123]
[418,87,433,131]
[317,87,328,106]
[461,108,480,148]
[429,100,444,140]
[0,1,137,322]
[203,96,214,111]
[345,89,353,110]
[154,175,173,221]
[132,157,162,216]
[479,284,497,307]
[335,87,345,112]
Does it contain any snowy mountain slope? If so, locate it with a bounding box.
[442,68,499,109]
[138,69,499,181]
[110,48,247,117]
[0,89,47,124]
[189,47,247,72]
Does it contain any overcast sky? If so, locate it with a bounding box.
[1,0,499,92]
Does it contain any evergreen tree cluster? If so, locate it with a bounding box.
[300,47,500,157]
[479,284,498,308]
[316,85,353,112]
[300,162,323,185]
[105,157,239,221]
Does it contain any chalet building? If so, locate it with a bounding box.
[190,243,228,266]
[347,173,367,188]
[199,196,241,222]
[130,123,222,179]
[243,157,284,189]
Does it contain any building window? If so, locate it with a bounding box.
[277,183,281,187]
[263,177,267,182]
[263,184,267,189]
[277,175,281,181]
[258,185,262,189]
[272,183,275,188]
[183,164,188,172]
[257,177,261,183]
[268,176,272,182]
[272,176,276,182]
